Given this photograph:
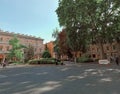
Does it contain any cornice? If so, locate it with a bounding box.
[0,29,44,41]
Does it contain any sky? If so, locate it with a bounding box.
[0,0,60,43]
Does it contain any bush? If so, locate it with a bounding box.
[42,50,51,58]
[77,57,93,63]
[28,58,62,65]
[94,58,99,62]
[12,61,22,65]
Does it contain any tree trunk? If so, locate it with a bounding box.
[117,42,120,56]
[73,51,77,63]
[98,42,106,59]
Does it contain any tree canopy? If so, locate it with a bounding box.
[8,35,26,62]
[56,0,120,59]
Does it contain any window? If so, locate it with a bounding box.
[106,46,109,50]
[79,53,81,57]
[92,54,96,58]
[7,39,9,42]
[0,46,3,51]
[6,46,9,51]
[34,48,37,51]
[39,48,41,52]
[92,48,95,51]
[0,37,3,41]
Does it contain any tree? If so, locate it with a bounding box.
[56,0,120,59]
[42,44,51,58]
[42,45,51,58]
[58,29,73,59]
[85,0,120,58]
[52,28,59,39]
[56,0,89,61]
[52,28,61,59]
[44,44,48,50]
[24,44,34,62]
[8,35,26,62]
[42,50,51,58]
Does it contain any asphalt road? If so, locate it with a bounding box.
[0,63,120,94]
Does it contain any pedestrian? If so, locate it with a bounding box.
[2,59,7,68]
[115,56,119,65]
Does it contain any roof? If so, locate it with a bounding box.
[0,29,44,41]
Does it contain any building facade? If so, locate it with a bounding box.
[0,30,44,61]
[88,42,119,60]
[46,40,119,61]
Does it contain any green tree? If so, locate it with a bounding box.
[52,28,61,59]
[42,50,51,58]
[52,28,59,39]
[56,0,120,59]
[56,0,88,62]
[42,44,51,58]
[8,35,26,62]
[85,0,120,58]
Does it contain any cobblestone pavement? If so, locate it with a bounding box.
[0,63,120,94]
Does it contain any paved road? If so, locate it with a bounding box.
[0,63,120,94]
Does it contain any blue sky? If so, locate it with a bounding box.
[0,0,60,43]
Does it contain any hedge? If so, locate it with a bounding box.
[77,57,94,63]
[28,58,62,65]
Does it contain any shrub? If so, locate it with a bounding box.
[77,57,93,63]
[28,58,62,65]
[42,50,51,58]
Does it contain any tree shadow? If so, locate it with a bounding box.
[0,64,120,94]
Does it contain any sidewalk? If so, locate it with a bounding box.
[0,64,29,69]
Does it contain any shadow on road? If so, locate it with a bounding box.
[0,64,120,94]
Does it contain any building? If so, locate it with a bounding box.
[46,40,119,61]
[0,30,44,62]
[46,41,55,58]
[88,42,119,60]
